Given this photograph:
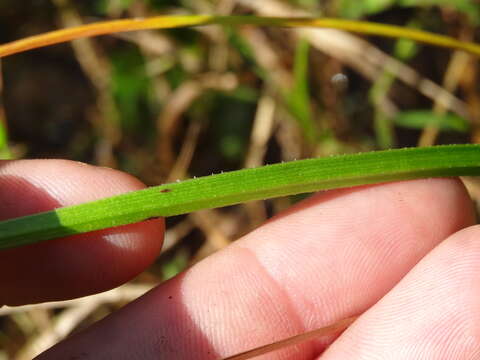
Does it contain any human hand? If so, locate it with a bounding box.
[2,159,479,359]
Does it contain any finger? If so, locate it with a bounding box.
[38,178,474,359]
[0,160,164,305]
[321,224,480,359]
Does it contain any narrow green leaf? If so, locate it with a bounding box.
[370,21,420,149]
[394,111,470,132]
[285,38,317,143]
[394,31,419,60]
[162,249,189,280]
[1,145,479,250]
[340,0,396,18]
[0,119,11,160]
[398,0,480,24]
[110,47,152,131]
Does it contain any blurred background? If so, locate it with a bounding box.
[1,0,480,358]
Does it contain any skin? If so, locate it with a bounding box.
[1,159,480,359]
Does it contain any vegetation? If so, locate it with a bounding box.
[1,0,479,358]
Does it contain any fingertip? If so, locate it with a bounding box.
[0,159,165,305]
[321,225,480,359]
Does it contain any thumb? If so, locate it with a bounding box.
[0,159,164,306]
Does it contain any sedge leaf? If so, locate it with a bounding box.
[0,145,479,250]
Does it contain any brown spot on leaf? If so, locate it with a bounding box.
[161,188,172,193]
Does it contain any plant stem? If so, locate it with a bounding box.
[1,16,480,58]
[222,316,357,360]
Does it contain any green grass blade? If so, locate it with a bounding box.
[0,118,11,160]
[285,38,318,143]
[1,145,480,250]
[394,111,470,133]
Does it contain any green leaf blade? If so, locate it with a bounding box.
[394,111,470,132]
[1,145,480,250]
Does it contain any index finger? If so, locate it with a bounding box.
[39,178,475,359]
